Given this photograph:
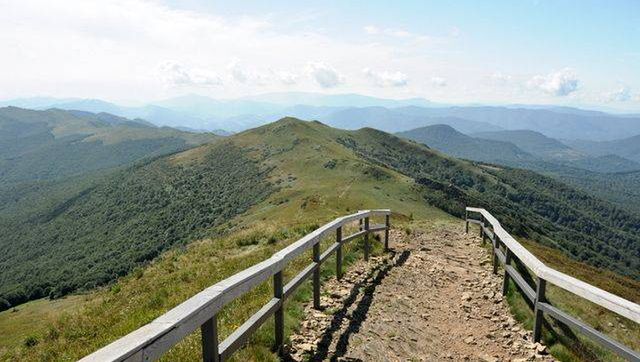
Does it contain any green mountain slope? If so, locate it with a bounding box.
[474,129,577,159]
[396,124,534,163]
[0,142,274,309]
[472,129,640,173]
[2,117,639,312]
[397,125,640,210]
[566,135,640,163]
[330,126,640,279]
[0,107,218,184]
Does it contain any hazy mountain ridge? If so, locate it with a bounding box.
[397,124,640,212]
[396,124,533,163]
[399,125,640,173]
[0,107,219,184]
[4,94,640,141]
[565,135,640,163]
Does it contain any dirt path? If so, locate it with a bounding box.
[285,224,555,362]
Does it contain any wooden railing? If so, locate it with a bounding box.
[466,207,640,361]
[80,209,391,362]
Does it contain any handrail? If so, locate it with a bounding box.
[466,207,640,361]
[80,209,391,362]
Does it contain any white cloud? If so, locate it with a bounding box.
[159,61,222,87]
[387,29,412,38]
[527,68,579,96]
[363,25,379,35]
[228,61,249,83]
[603,86,632,102]
[431,77,447,87]
[363,68,408,87]
[307,62,344,88]
[362,24,435,43]
[273,70,299,85]
[490,72,512,83]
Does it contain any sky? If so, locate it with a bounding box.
[1,0,639,110]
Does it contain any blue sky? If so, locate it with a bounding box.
[1,0,639,110]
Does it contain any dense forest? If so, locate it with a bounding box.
[338,127,640,279]
[0,143,274,310]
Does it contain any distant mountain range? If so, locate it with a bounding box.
[396,124,640,212]
[396,125,533,164]
[398,124,640,173]
[3,93,640,141]
[565,135,640,163]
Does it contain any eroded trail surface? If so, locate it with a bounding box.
[286,224,555,362]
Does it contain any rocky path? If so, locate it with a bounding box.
[285,224,555,362]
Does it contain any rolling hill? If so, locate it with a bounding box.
[2,118,639,314]
[474,129,580,160]
[399,125,640,174]
[0,107,219,184]
[398,125,640,211]
[396,124,533,163]
[566,134,640,163]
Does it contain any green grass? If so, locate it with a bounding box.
[0,215,391,361]
[0,295,85,352]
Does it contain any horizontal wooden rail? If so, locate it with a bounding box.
[466,207,640,361]
[80,209,391,362]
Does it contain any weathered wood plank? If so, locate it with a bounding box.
[341,230,367,243]
[368,225,387,232]
[319,242,340,264]
[80,209,391,362]
[467,207,640,324]
[539,302,640,361]
[218,298,281,360]
[283,263,316,299]
[505,265,536,303]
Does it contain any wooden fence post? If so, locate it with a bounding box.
[502,248,512,295]
[479,214,484,238]
[273,271,284,354]
[384,214,390,252]
[533,278,547,342]
[465,209,469,233]
[481,217,487,245]
[201,315,219,362]
[364,217,370,261]
[492,237,499,275]
[313,242,321,310]
[336,226,343,280]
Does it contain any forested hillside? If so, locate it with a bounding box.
[335,127,640,279]
[398,124,640,212]
[0,107,218,184]
[0,142,274,310]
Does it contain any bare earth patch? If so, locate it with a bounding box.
[286,225,556,362]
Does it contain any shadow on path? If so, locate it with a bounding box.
[294,249,411,362]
